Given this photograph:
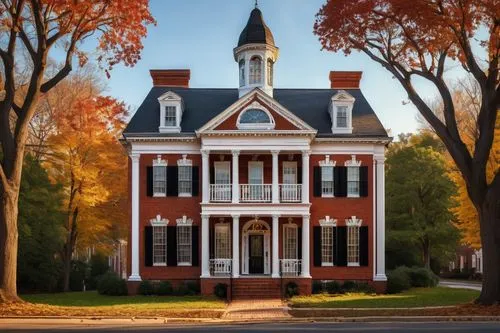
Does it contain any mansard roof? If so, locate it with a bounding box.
[123,88,388,139]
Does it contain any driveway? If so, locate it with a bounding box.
[439,279,482,291]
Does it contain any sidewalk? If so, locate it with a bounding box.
[222,298,291,320]
[439,279,482,291]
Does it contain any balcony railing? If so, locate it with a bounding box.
[279,184,302,202]
[280,259,302,277]
[240,184,272,202]
[210,258,232,275]
[210,184,232,202]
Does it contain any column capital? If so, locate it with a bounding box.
[302,213,311,219]
[374,154,385,164]
[201,213,210,219]
[201,149,210,156]
[129,153,140,162]
[271,150,280,155]
[301,150,311,157]
[231,214,240,219]
[272,214,281,219]
[231,149,240,156]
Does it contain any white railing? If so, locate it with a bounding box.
[210,258,232,275]
[210,184,232,202]
[240,184,272,202]
[280,259,302,276]
[279,184,302,202]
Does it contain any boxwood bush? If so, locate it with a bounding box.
[138,280,155,296]
[214,283,228,300]
[312,280,323,294]
[97,272,127,296]
[284,281,299,298]
[325,281,342,294]
[387,268,412,294]
[156,281,173,296]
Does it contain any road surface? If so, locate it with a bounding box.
[439,279,482,291]
[2,322,500,332]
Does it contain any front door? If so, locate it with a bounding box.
[249,234,264,274]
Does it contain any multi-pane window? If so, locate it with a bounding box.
[283,225,298,259]
[153,165,167,196]
[347,167,360,197]
[214,162,231,201]
[153,226,167,266]
[347,226,360,266]
[337,106,348,128]
[249,56,262,84]
[267,58,274,86]
[321,226,334,266]
[215,224,231,259]
[239,59,245,87]
[165,106,177,126]
[177,225,192,265]
[321,166,334,197]
[178,166,192,196]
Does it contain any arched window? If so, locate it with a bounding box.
[267,59,274,86]
[249,56,262,84]
[237,107,275,130]
[239,59,245,87]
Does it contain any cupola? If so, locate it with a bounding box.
[234,5,279,98]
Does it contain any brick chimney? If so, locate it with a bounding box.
[150,69,190,88]
[329,71,362,89]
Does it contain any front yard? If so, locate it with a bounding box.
[290,287,479,308]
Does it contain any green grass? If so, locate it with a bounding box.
[291,287,479,308]
[22,291,225,310]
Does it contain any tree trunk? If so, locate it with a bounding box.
[0,188,21,303]
[423,238,431,270]
[62,207,79,292]
[477,192,500,305]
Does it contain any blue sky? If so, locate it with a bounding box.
[102,0,434,136]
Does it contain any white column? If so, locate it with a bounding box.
[272,214,280,278]
[301,214,311,278]
[374,153,387,281]
[232,214,240,278]
[128,153,141,281]
[301,150,310,204]
[272,150,280,203]
[201,149,210,203]
[232,150,240,203]
[201,214,210,277]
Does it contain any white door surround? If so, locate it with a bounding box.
[241,218,271,275]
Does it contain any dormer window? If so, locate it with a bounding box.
[249,56,262,84]
[236,103,275,130]
[330,90,355,134]
[158,91,183,133]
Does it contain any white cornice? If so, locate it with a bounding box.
[314,137,392,144]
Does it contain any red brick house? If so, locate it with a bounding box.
[122,7,390,298]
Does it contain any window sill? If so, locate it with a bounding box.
[321,263,334,267]
[347,194,360,198]
[177,262,192,266]
[321,194,335,198]
[153,263,167,267]
[159,126,181,133]
[347,262,360,267]
[178,193,192,198]
[153,193,166,198]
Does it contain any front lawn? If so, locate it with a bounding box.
[290,287,479,308]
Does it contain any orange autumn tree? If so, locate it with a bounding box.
[45,94,127,292]
[0,0,154,302]
[314,0,498,304]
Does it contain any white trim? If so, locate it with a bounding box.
[330,90,355,134]
[158,91,184,133]
[319,155,336,167]
[175,215,193,226]
[345,216,363,227]
[150,214,169,227]
[177,154,193,166]
[236,101,276,130]
[345,155,362,167]
[201,203,310,217]
[319,216,337,227]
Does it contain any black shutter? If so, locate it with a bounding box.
[297,227,302,262]
[335,167,347,197]
[360,166,369,197]
[167,166,178,197]
[145,226,153,267]
[297,167,302,184]
[360,226,369,266]
[313,227,322,266]
[332,227,337,265]
[192,226,199,266]
[167,226,177,266]
[209,224,214,259]
[336,226,348,266]
[210,167,215,184]
[313,166,322,197]
[146,167,153,197]
[192,166,200,196]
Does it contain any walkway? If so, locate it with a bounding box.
[439,279,482,291]
[222,299,291,320]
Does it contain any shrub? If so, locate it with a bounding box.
[356,282,376,294]
[312,280,323,294]
[87,253,109,290]
[69,260,88,292]
[156,281,173,296]
[97,272,127,296]
[387,269,411,294]
[341,280,358,293]
[186,281,201,295]
[174,283,191,296]
[409,267,438,287]
[285,281,299,298]
[214,283,228,299]
[325,281,342,294]
[138,280,155,296]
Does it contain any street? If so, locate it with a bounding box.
[439,279,482,291]
[2,322,500,332]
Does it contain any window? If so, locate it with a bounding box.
[283,162,297,184]
[347,167,360,197]
[153,226,167,266]
[347,226,360,266]
[336,106,348,128]
[215,224,231,259]
[214,162,231,201]
[165,106,177,126]
[178,166,192,196]
[321,166,334,197]
[153,165,167,196]
[321,226,334,266]
[267,58,274,86]
[239,109,271,124]
[249,56,262,84]
[239,59,245,87]
[176,225,192,265]
[283,225,298,259]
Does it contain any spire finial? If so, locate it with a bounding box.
[255,0,258,9]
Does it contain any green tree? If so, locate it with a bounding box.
[386,136,459,269]
[17,155,64,293]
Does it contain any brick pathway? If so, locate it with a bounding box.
[222,299,291,320]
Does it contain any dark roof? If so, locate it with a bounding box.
[123,88,388,138]
[237,8,275,47]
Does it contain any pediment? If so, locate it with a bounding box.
[157,91,182,102]
[332,90,355,102]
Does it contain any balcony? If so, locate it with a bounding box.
[210,258,232,275]
[240,184,272,202]
[209,184,303,203]
[279,184,302,202]
[210,184,232,202]
[280,259,302,277]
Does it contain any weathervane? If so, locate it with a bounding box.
[255,0,258,9]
